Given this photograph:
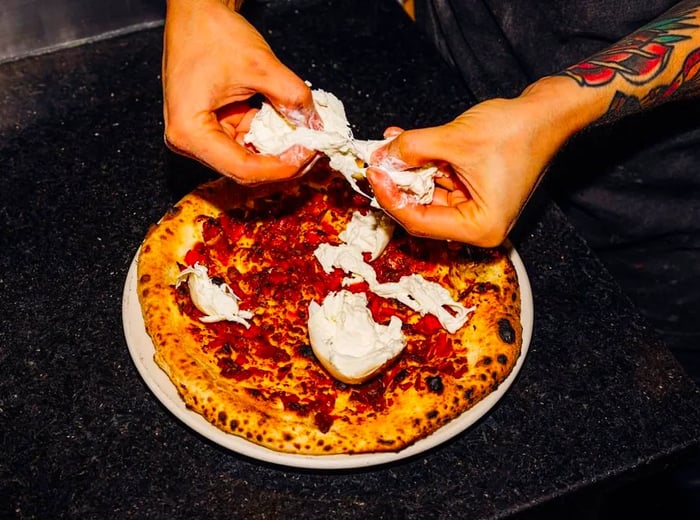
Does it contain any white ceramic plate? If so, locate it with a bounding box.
[122,245,533,469]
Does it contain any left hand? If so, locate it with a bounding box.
[162,0,320,184]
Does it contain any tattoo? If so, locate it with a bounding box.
[607,47,700,117]
[562,4,698,88]
[558,2,700,121]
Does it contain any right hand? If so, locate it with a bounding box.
[162,0,321,184]
[367,77,588,247]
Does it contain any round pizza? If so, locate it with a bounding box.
[136,166,523,455]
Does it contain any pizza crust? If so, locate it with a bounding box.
[137,168,522,455]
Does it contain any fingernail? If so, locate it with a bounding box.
[278,106,321,129]
[378,154,410,172]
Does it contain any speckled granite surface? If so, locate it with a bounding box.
[1,1,699,518]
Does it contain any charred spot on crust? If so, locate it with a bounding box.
[286,401,310,414]
[245,388,263,399]
[426,375,444,395]
[230,419,239,430]
[497,354,508,365]
[426,410,439,419]
[218,411,227,424]
[481,356,492,366]
[498,318,516,344]
[475,282,496,293]
[164,205,183,218]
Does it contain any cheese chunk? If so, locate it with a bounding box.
[338,210,394,261]
[314,242,378,287]
[308,290,406,384]
[373,275,476,334]
[313,211,474,333]
[244,88,438,204]
[176,263,253,326]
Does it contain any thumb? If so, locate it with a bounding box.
[259,68,321,129]
[377,126,451,169]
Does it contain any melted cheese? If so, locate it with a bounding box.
[313,210,474,333]
[308,290,406,384]
[373,275,476,334]
[314,209,394,286]
[338,210,394,261]
[176,263,253,326]
[244,88,438,204]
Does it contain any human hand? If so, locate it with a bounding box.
[162,0,321,184]
[367,79,584,247]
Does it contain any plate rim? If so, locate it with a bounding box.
[122,244,533,470]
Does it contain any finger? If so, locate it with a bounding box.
[177,126,308,185]
[367,167,503,247]
[370,143,412,172]
[255,66,321,129]
[384,126,454,168]
[218,105,258,143]
[216,105,317,177]
[383,126,404,139]
[278,144,318,170]
[434,175,457,191]
[216,103,251,125]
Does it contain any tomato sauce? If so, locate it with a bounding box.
[174,175,478,429]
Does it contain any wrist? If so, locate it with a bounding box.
[519,75,609,140]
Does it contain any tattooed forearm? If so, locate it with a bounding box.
[605,46,700,119]
[556,1,700,122]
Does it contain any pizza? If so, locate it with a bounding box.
[136,165,523,455]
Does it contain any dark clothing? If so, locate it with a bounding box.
[414,0,700,374]
[415,0,679,99]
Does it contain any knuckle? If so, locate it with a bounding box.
[163,122,190,153]
[287,83,313,106]
[402,221,433,240]
[472,221,509,248]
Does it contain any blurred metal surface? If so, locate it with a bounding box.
[0,0,164,63]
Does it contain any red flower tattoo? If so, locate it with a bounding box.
[564,9,698,87]
[603,47,700,118]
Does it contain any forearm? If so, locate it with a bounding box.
[521,0,700,141]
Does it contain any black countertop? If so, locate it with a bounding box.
[2,1,700,518]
